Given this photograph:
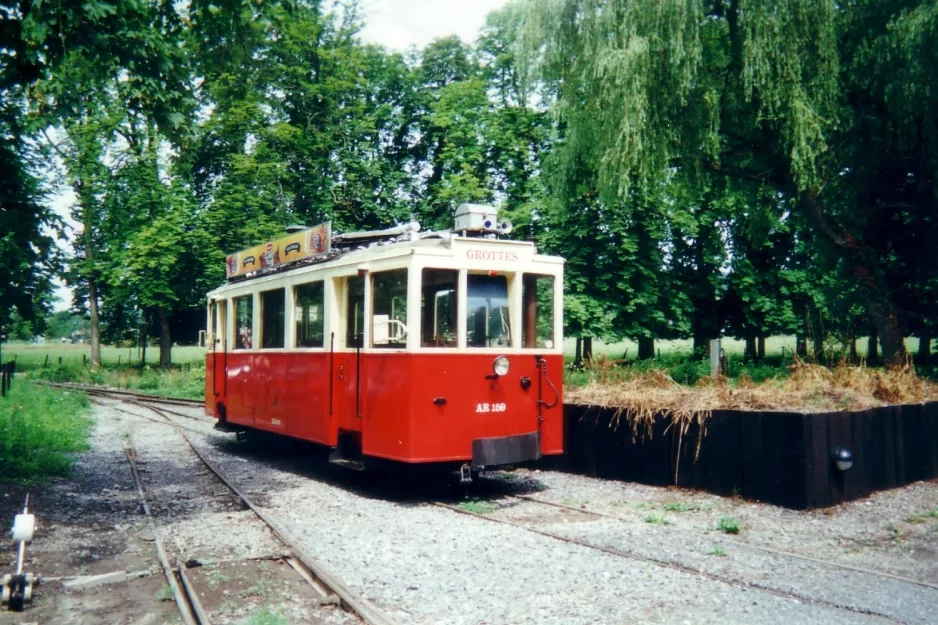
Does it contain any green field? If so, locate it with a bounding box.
[561,335,926,360]
[3,336,926,370]
[1,342,207,370]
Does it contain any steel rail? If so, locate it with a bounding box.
[433,500,912,625]
[109,397,398,625]
[121,440,201,625]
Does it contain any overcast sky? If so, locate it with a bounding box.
[49,0,511,312]
[358,0,509,50]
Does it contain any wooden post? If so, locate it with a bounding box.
[710,339,721,379]
[83,353,87,366]
[58,356,63,365]
[44,354,49,368]
[118,355,122,365]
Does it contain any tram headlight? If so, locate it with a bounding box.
[493,356,510,377]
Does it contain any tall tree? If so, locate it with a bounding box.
[516,0,936,366]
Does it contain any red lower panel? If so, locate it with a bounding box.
[206,351,564,462]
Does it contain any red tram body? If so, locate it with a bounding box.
[205,206,564,475]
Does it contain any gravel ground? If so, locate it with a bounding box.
[151,403,938,625]
[516,470,938,582]
[96,402,361,625]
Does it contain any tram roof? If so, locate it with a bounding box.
[207,233,563,298]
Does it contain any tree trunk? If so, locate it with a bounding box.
[574,337,582,366]
[796,334,807,357]
[918,335,931,366]
[157,307,172,368]
[744,331,757,363]
[757,336,766,361]
[812,319,824,362]
[140,325,147,365]
[637,336,655,360]
[868,332,878,364]
[693,332,708,354]
[849,337,858,363]
[582,337,593,363]
[77,179,102,368]
[87,277,102,367]
[799,189,906,366]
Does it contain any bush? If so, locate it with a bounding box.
[0,383,92,481]
[717,517,741,534]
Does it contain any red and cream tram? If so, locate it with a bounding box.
[204,204,564,479]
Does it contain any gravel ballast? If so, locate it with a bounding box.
[149,404,938,625]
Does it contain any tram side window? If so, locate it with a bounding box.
[371,269,408,348]
[522,274,555,349]
[234,295,253,350]
[421,269,458,347]
[346,276,365,348]
[261,288,285,349]
[467,274,511,348]
[294,282,325,348]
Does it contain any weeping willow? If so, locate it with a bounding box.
[513,0,843,200]
[509,0,938,365]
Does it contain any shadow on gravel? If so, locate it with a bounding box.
[204,431,549,506]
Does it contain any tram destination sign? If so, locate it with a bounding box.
[226,222,332,279]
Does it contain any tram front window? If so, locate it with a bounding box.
[372,269,408,348]
[422,269,458,347]
[467,274,511,348]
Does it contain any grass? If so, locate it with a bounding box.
[663,502,700,513]
[2,342,205,371]
[717,517,741,534]
[904,507,938,525]
[460,500,496,515]
[711,545,727,557]
[240,606,288,625]
[28,361,205,400]
[208,570,230,589]
[644,513,670,525]
[238,581,268,598]
[0,382,92,482]
[155,583,174,602]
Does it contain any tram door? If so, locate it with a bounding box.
[212,299,228,399]
[335,277,365,435]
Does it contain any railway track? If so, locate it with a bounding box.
[42,382,206,409]
[79,388,397,625]
[435,494,933,625]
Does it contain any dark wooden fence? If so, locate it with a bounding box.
[548,402,938,509]
[0,360,15,397]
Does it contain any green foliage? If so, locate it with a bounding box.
[240,605,288,625]
[30,362,206,400]
[663,502,700,513]
[644,514,670,525]
[0,383,92,482]
[6,0,938,374]
[155,583,174,602]
[43,312,90,340]
[460,499,497,515]
[717,517,741,534]
[515,0,938,365]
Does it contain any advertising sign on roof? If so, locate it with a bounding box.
[226,222,332,279]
